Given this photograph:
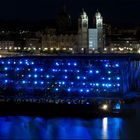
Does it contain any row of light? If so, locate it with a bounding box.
[0,60,120,68]
[3,79,120,87]
[3,67,120,79]
[0,47,74,51]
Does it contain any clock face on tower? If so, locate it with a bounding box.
[83,20,87,27]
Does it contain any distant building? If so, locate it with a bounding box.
[95,10,104,52]
[1,7,140,55]
[78,9,88,53]
[88,29,98,53]
[0,41,15,51]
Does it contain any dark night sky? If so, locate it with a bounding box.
[0,0,140,24]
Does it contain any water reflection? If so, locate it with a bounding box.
[0,116,124,139]
[102,117,108,139]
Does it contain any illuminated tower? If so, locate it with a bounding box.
[95,10,104,52]
[78,9,88,53]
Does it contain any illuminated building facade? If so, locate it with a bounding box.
[41,34,77,53]
[95,10,104,52]
[78,9,88,53]
[0,41,15,51]
[88,29,98,53]
[0,56,138,97]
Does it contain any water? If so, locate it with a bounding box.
[0,101,140,139]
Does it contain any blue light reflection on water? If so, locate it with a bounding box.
[0,116,123,139]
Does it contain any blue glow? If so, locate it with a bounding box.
[16,68,19,71]
[115,103,121,109]
[74,63,77,66]
[55,62,59,66]
[117,77,120,80]
[86,89,89,93]
[34,74,38,78]
[102,83,105,87]
[96,83,99,86]
[105,64,108,67]
[76,70,80,73]
[71,82,74,85]
[95,70,99,74]
[19,61,22,64]
[77,76,80,79]
[115,64,119,67]
[4,67,8,71]
[46,75,49,78]
[68,63,70,66]
[80,89,83,92]
[28,74,31,78]
[108,84,112,87]
[4,80,8,83]
[108,77,111,81]
[64,76,68,79]
[22,80,26,84]
[34,81,37,84]
[108,71,111,74]
[40,68,43,72]
[68,88,71,92]
[55,88,59,91]
[25,61,29,65]
[8,61,11,64]
[83,77,86,80]
[89,70,93,74]
[62,82,65,85]
[82,83,86,85]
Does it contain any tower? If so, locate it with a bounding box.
[95,10,104,52]
[78,9,88,53]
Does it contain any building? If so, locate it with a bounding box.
[41,9,104,54]
[78,9,88,53]
[88,29,98,53]
[95,10,104,52]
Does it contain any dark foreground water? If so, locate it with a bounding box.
[0,102,140,139]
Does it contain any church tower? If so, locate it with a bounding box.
[78,9,88,53]
[95,10,104,52]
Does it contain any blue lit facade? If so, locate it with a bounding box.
[0,56,133,97]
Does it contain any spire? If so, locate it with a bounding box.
[80,8,88,19]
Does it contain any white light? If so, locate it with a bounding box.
[44,48,48,50]
[104,48,107,51]
[69,48,73,51]
[101,104,108,110]
[102,117,108,139]
[63,48,66,50]
[56,48,60,50]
